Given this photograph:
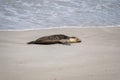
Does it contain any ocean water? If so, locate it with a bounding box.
[0,0,120,30]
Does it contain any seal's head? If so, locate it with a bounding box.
[69,37,81,43]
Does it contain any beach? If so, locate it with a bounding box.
[0,27,120,80]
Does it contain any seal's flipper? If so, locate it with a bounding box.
[62,42,71,46]
[60,39,71,45]
[27,41,35,44]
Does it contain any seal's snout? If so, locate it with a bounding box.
[77,38,82,43]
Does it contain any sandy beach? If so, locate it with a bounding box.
[0,27,120,80]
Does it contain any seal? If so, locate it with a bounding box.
[27,34,81,45]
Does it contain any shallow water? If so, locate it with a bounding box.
[0,0,120,30]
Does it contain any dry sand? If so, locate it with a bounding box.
[0,27,120,80]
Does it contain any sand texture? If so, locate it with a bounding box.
[0,27,120,80]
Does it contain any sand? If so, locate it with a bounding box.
[0,27,120,80]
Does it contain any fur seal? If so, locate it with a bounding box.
[27,34,81,45]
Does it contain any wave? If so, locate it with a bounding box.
[0,0,120,30]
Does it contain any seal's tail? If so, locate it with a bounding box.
[27,41,35,44]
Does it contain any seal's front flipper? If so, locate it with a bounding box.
[62,42,71,46]
[59,39,70,45]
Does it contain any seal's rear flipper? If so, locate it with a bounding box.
[27,41,35,44]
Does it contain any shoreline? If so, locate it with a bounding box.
[0,25,120,31]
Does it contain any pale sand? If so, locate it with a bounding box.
[0,27,120,80]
